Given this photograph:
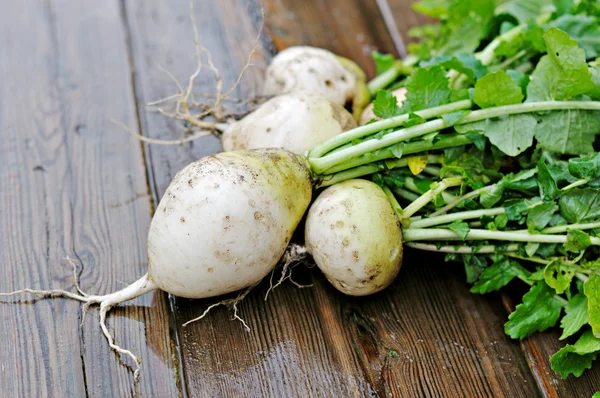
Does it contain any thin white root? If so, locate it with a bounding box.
[265,244,311,300]
[99,302,141,383]
[120,1,266,147]
[0,263,156,383]
[183,283,258,331]
[110,118,214,146]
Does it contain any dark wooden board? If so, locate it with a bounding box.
[0,1,179,396]
[263,0,400,77]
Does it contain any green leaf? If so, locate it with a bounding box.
[568,153,600,179]
[537,158,559,200]
[504,199,530,221]
[527,201,556,232]
[584,273,600,335]
[560,293,589,340]
[495,0,555,24]
[592,392,600,398]
[588,67,600,100]
[440,0,496,55]
[412,0,450,18]
[559,188,600,223]
[552,0,574,15]
[527,28,595,102]
[462,254,488,283]
[462,133,485,152]
[422,53,488,81]
[390,143,404,159]
[471,258,522,294]
[507,69,530,96]
[565,229,592,252]
[404,66,451,112]
[525,242,540,257]
[373,89,402,119]
[474,71,525,109]
[403,113,427,128]
[456,114,536,156]
[505,282,564,339]
[544,259,576,294]
[551,329,600,378]
[442,110,471,127]
[547,15,600,59]
[371,51,395,75]
[535,110,600,155]
[448,220,470,240]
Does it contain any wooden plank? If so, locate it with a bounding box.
[0,1,180,396]
[387,0,434,44]
[263,0,400,77]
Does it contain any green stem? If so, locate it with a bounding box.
[506,253,551,265]
[541,222,600,234]
[308,100,473,159]
[429,185,495,217]
[367,57,418,96]
[309,101,600,173]
[410,207,506,228]
[394,188,420,202]
[405,242,519,254]
[411,200,544,228]
[317,164,383,188]
[403,228,600,245]
[562,179,590,191]
[401,178,463,220]
[382,185,403,219]
[492,50,529,72]
[321,135,469,175]
[316,154,441,188]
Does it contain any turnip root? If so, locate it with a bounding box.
[221,93,357,155]
[359,87,407,125]
[0,148,312,380]
[262,46,370,120]
[305,179,403,296]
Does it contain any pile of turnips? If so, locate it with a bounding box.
[4,0,600,382]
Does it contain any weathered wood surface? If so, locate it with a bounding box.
[0,0,179,397]
[2,0,600,396]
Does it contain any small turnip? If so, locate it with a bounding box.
[305,179,403,296]
[221,93,356,155]
[262,46,370,120]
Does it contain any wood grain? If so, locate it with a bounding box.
[0,1,179,396]
[387,0,435,44]
[262,0,400,77]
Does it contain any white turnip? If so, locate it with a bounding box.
[262,46,370,120]
[221,93,356,155]
[1,148,312,379]
[305,179,403,296]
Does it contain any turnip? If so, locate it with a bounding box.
[221,93,356,155]
[262,46,370,120]
[305,180,403,296]
[1,148,312,380]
